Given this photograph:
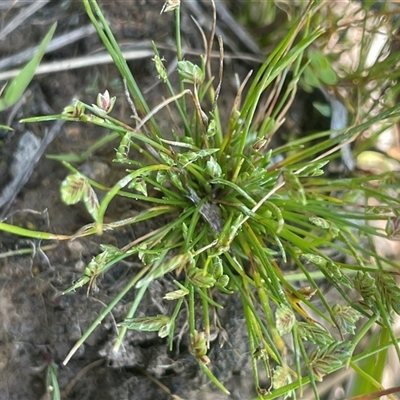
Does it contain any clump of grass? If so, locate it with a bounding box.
[3,0,400,398]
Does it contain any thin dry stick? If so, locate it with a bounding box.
[155,43,265,63]
[0,243,57,259]
[61,359,105,398]
[0,49,155,81]
[132,89,191,135]
[212,0,261,54]
[229,70,253,119]
[0,118,66,217]
[211,36,224,113]
[141,369,185,400]
[0,1,27,10]
[123,78,141,130]
[206,0,217,81]
[190,16,208,62]
[345,386,400,400]
[0,0,50,41]
[0,24,96,70]
[0,47,264,83]
[294,132,358,177]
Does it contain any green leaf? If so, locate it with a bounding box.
[206,157,223,178]
[319,68,338,85]
[206,119,217,138]
[272,366,290,390]
[302,253,327,268]
[137,245,159,265]
[284,171,306,205]
[309,341,352,381]
[164,289,189,300]
[0,23,57,111]
[60,173,99,221]
[326,261,353,289]
[342,189,364,203]
[332,304,361,335]
[159,152,176,166]
[63,244,124,294]
[44,361,60,400]
[188,267,216,288]
[354,271,376,306]
[296,160,329,177]
[376,273,400,316]
[115,131,131,161]
[84,245,123,276]
[120,314,170,332]
[156,170,167,185]
[83,183,100,221]
[297,322,334,345]
[136,252,193,288]
[152,53,168,82]
[176,148,219,167]
[192,330,210,364]
[309,216,330,230]
[0,124,13,131]
[212,257,223,279]
[385,216,400,240]
[309,216,339,237]
[309,50,326,70]
[168,170,185,191]
[177,60,204,85]
[217,275,229,288]
[276,305,296,335]
[182,222,188,240]
[307,49,338,85]
[129,176,148,196]
[303,66,321,89]
[60,174,88,204]
[313,101,331,117]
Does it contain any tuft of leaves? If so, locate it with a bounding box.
[309,341,353,381]
[120,315,170,338]
[272,366,291,390]
[376,273,400,317]
[192,330,210,364]
[60,173,99,221]
[3,0,400,397]
[354,271,376,307]
[297,322,334,346]
[276,305,296,336]
[332,304,361,335]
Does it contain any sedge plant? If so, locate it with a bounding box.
[2,0,400,398]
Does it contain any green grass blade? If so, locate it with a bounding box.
[0,23,57,111]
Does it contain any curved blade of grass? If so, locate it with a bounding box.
[95,165,171,231]
[0,222,70,240]
[0,23,57,111]
[199,362,230,395]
